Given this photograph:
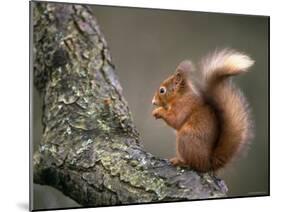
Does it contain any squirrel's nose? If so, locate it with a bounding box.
[152,97,157,105]
[152,96,157,106]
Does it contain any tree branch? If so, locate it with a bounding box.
[32,2,227,207]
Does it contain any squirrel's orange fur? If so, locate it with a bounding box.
[152,49,254,172]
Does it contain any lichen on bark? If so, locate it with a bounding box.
[32,1,228,208]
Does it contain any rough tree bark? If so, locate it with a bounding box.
[32,2,228,208]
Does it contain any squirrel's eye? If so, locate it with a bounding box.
[159,87,166,94]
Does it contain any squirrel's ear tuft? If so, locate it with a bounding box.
[176,60,194,75]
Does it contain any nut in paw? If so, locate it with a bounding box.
[152,107,163,119]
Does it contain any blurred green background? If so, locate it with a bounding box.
[33,3,269,209]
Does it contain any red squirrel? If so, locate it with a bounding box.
[152,49,254,172]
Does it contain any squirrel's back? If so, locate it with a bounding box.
[200,49,254,171]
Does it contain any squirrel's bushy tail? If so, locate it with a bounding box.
[200,49,254,171]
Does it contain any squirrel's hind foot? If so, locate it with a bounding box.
[170,157,185,166]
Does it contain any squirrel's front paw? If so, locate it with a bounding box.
[152,107,163,119]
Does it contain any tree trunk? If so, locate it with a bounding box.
[32,2,228,207]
